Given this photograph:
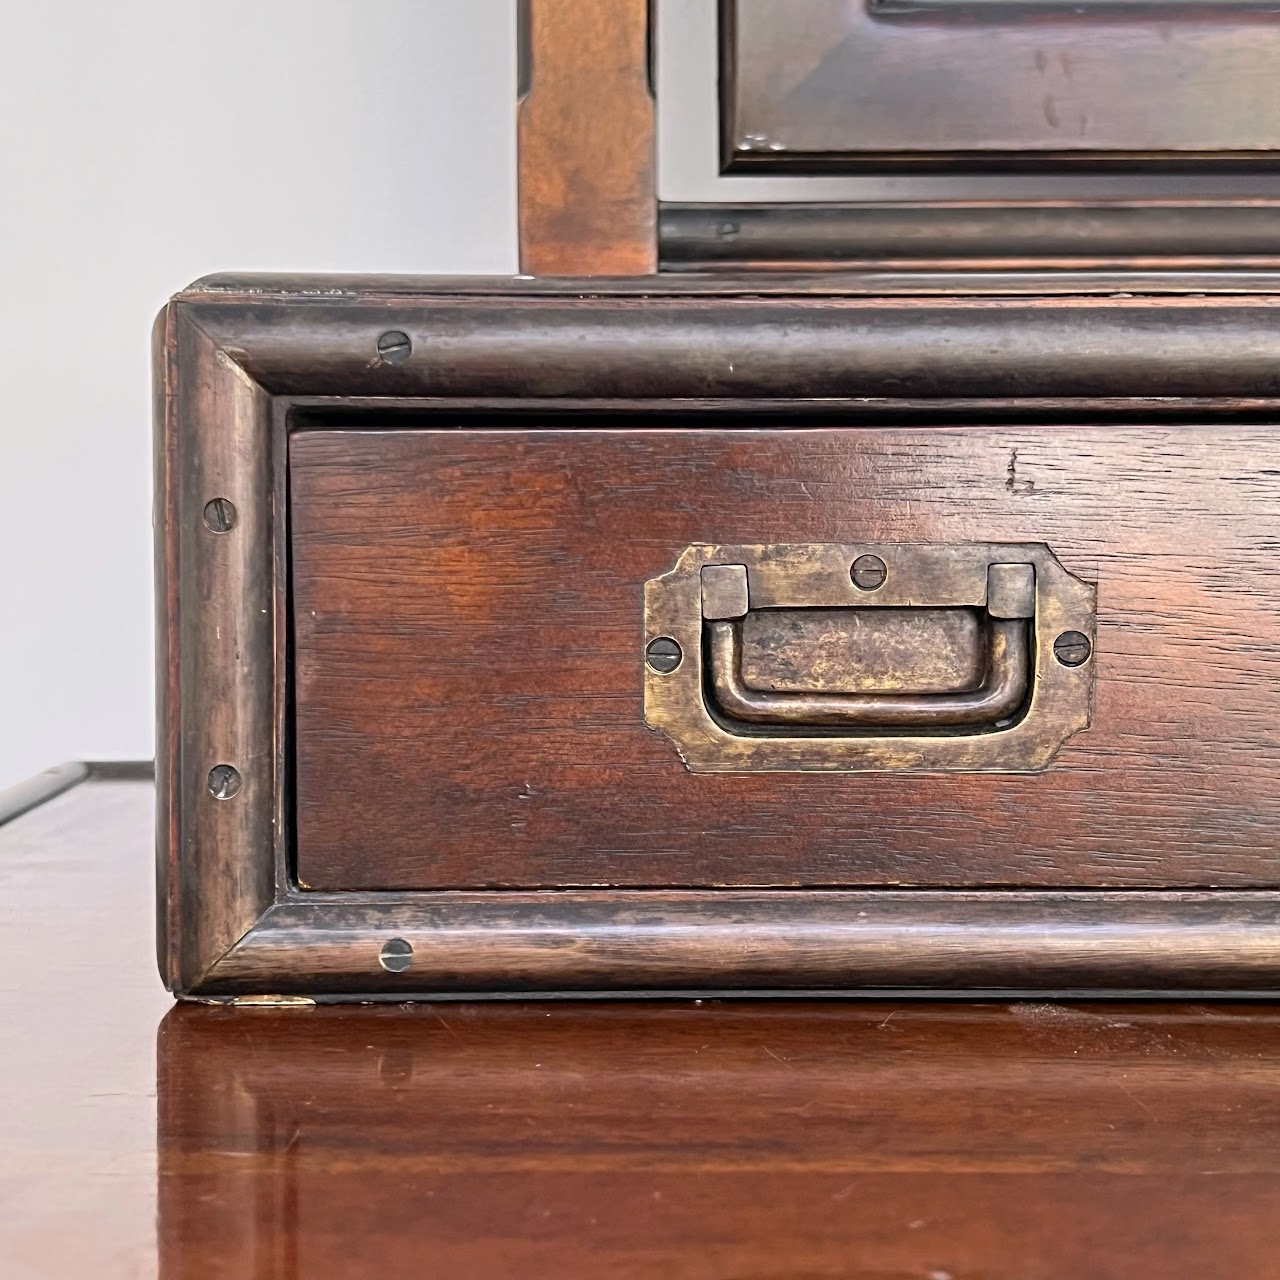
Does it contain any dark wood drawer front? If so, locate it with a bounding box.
[290,424,1280,893]
[159,280,1280,998]
[724,0,1280,172]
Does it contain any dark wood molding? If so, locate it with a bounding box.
[158,275,1280,999]
[172,288,1280,402]
[187,269,1280,297]
[203,891,1280,999]
[157,305,278,993]
[660,202,1280,272]
[85,760,155,781]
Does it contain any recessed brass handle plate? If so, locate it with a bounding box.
[644,543,1095,773]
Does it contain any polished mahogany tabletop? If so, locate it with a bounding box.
[4,769,1280,1279]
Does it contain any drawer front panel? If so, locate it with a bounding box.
[290,424,1280,892]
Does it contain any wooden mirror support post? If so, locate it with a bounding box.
[517,0,657,275]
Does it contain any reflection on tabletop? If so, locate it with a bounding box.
[157,999,1280,1279]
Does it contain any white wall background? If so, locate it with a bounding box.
[7,0,1256,790]
[0,1,518,789]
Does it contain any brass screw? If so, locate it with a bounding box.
[203,498,237,533]
[379,938,414,972]
[207,764,242,799]
[646,637,683,673]
[851,555,887,591]
[376,330,412,364]
[1054,631,1093,667]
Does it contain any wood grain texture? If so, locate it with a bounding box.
[291,424,1280,891]
[206,891,1280,997]
[159,999,1280,1279]
[12,775,1280,1275]
[0,777,173,1277]
[726,0,1280,171]
[518,0,655,274]
[157,305,279,991]
[10,775,1280,1274]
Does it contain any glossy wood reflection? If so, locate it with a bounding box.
[159,1000,1280,1280]
[0,774,171,1280]
[6,776,1280,1278]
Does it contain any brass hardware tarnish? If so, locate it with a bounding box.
[644,544,1095,773]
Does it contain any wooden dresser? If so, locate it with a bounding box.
[157,0,1280,1000]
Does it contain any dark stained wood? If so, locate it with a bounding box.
[8,772,1280,1275]
[204,890,1280,998]
[0,775,173,1276]
[660,201,1280,271]
[186,267,1280,296]
[158,279,1280,996]
[290,424,1280,891]
[154,303,278,994]
[517,0,655,275]
[724,0,1280,172]
[158,998,1280,1279]
[178,291,1280,402]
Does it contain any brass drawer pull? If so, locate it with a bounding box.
[704,561,1032,729]
[644,544,1095,773]
[707,617,1029,729]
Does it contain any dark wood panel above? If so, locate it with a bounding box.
[659,201,1280,271]
[723,0,1280,172]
